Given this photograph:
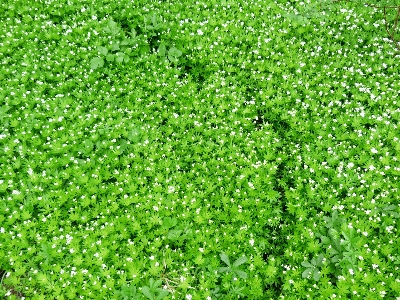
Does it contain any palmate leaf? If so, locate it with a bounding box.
[142,287,154,299]
[116,284,140,300]
[302,268,313,279]
[220,252,231,267]
[313,269,321,281]
[234,269,248,279]
[218,266,230,273]
[233,256,247,268]
[301,261,314,268]
[141,278,169,300]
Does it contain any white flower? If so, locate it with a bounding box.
[249,239,255,246]
[371,148,378,154]
[185,294,192,300]
[197,29,204,35]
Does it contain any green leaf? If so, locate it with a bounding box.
[142,287,154,299]
[163,217,177,229]
[117,285,140,300]
[121,38,134,46]
[313,270,321,281]
[168,47,182,63]
[130,28,137,38]
[320,236,331,245]
[302,268,312,278]
[97,46,108,56]
[106,53,115,62]
[315,254,324,267]
[234,270,248,279]
[220,252,231,267]
[155,290,169,300]
[115,52,125,63]
[159,42,167,57]
[104,19,120,36]
[90,57,104,69]
[168,47,182,58]
[167,229,182,240]
[112,44,121,52]
[301,261,314,268]
[152,279,162,288]
[233,256,247,268]
[218,267,230,273]
[140,44,150,55]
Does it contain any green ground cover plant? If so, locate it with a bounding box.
[0,0,399,299]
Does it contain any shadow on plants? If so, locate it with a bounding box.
[102,177,117,185]
[253,108,291,138]
[0,269,26,299]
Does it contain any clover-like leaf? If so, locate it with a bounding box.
[168,47,182,57]
[111,44,121,52]
[115,52,125,63]
[167,229,182,240]
[97,46,108,56]
[106,53,115,62]
[90,57,104,69]
[168,47,182,63]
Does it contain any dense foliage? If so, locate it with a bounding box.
[0,0,399,299]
